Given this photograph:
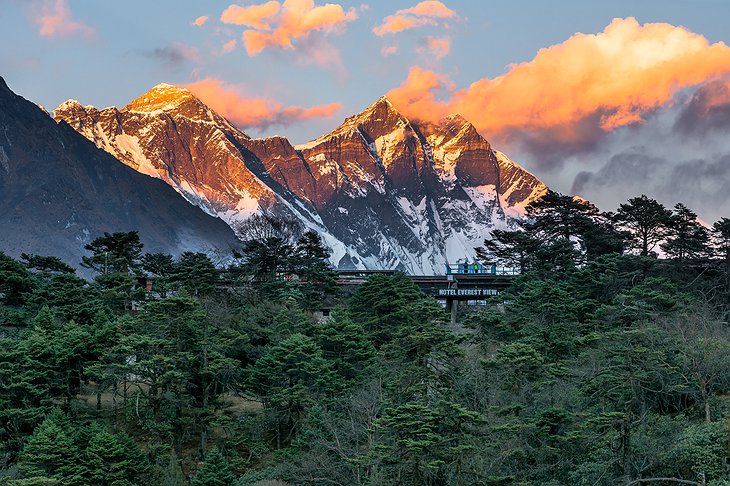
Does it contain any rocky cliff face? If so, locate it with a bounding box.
[54,85,547,274]
[0,77,240,269]
[52,84,281,219]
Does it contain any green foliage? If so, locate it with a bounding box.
[349,273,441,347]
[615,194,672,256]
[4,205,730,486]
[67,426,149,486]
[479,190,625,273]
[291,231,338,311]
[247,333,340,446]
[141,252,174,277]
[27,272,104,324]
[313,311,375,382]
[81,231,144,275]
[477,228,540,272]
[498,280,583,360]
[667,422,730,482]
[191,447,236,486]
[17,410,76,480]
[20,254,75,275]
[234,225,337,310]
[661,203,710,261]
[377,400,486,484]
[169,252,219,296]
[0,251,35,308]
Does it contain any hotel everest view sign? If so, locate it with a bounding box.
[438,288,499,297]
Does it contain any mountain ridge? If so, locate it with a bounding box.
[0,76,241,269]
[54,83,547,274]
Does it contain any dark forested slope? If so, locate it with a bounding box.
[0,77,239,267]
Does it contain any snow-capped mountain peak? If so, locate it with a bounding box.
[124,83,195,113]
[55,87,548,274]
[52,99,84,115]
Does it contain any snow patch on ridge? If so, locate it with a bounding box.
[464,185,497,211]
[494,149,547,218]
[114,134,160,179]
[0,146,9,172]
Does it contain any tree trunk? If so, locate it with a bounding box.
[622,410,632,483]
[200,319,210,458]
[174,405,183,457]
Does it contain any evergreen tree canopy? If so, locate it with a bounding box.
[661,203,709,261]
[141,252,174,277]
[0,251,35,307]
[479,190,624,272]
[191,447,235,486]
[169,252,219,296]
[20,254,75,275]
[711,217,730,275]
[81,231,144,275]
[477,229,540,272]
[615,195,672,256]
[17,409,75,480]
[348,273,441,347]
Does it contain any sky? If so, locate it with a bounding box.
[2,0,730,221]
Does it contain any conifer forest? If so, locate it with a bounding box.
[1,193,730,486]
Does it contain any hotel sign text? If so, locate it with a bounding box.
[437,288,498,297]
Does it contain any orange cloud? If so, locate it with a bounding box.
[33,0,93,39]
[183,78,342,131]
[388,18,730,149]
[381,45,398,57]
[219,0,357,56]
[223,39,237,53]
[373,1,457,36]
[417,36,451,60]
[220,1,280,29]
[399,0,457,18]
[193,15,209,27]
[387,66,452,121]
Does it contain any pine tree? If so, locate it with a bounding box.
[234,214,302,284]
[477,229,541,272]
[247,333,339,447]
[169,252,219,297]
[501,280,583,360]
[108,297,202,451]
[291,231,338,310]
[141,252,175,277]
[349,273,435,348]
[20,254,75,275]
[27,271,103,324]
[526,190,598,241]
[378,401,485,484]
[711,217,730,282]
[191,447,236,486]
[81,231,144,275]
[68,426,149,486]
[661,203,709,262]
[614,195,672,256]
[314,311,375,382]
[479,191,623,272]
[17,409,76,480]
[0,251,35,307]
[141,252,175,296]
[0,335,50,438]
